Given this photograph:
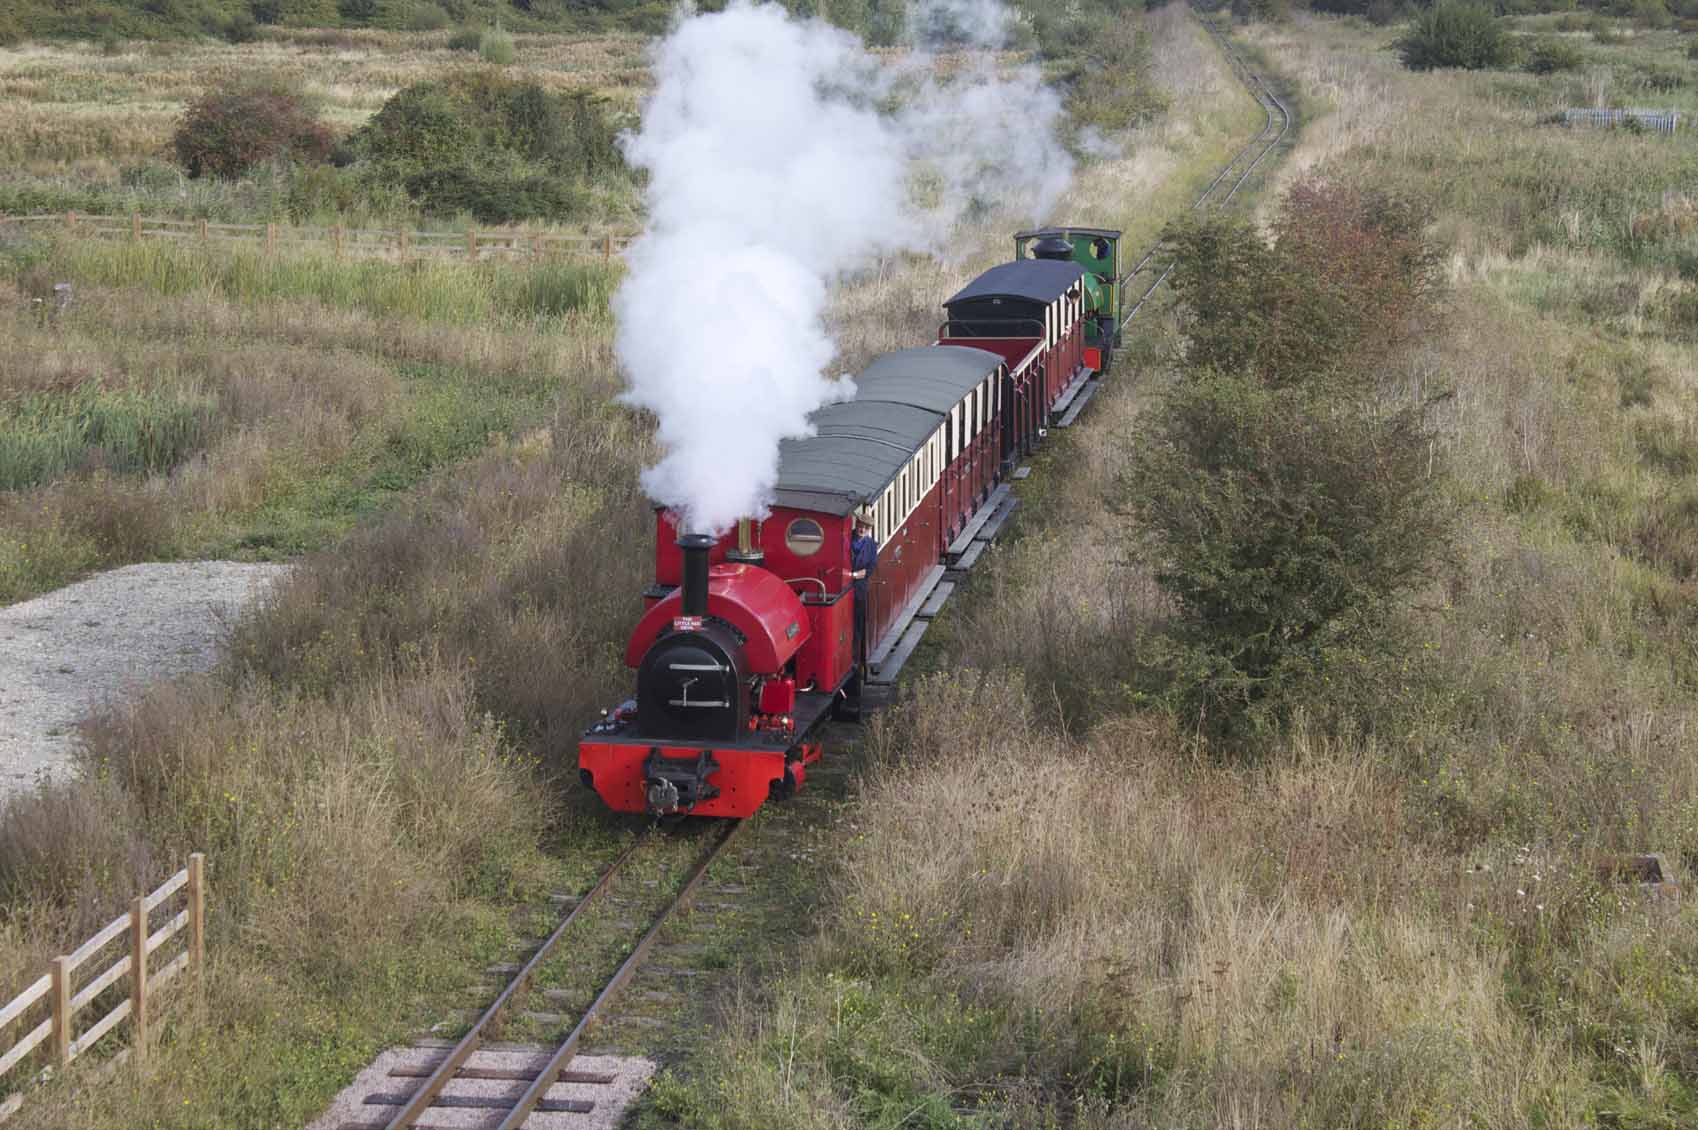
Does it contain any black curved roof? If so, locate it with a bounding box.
[853,346,1002,414]
[945,260,1085,308]
[1014,225,1123,240]
[769,346,1003,516]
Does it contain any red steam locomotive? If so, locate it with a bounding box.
[579,238,1105,819]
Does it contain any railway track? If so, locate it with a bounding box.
[339,820,744,1130]
[1118,8,1294,328]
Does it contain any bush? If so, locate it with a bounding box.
[337,0,378,21]
[478,23,515,63]
[404,1,450,30]
[223,9,259,41]
[1525,36,1583,72]
[446,24,481,49]
[354,73,625,220]
[1120,180,1450,734]
[1396,1,1512,70]
[173,80,333,180]
[1166,180,1441,390]
[250,0,284,23]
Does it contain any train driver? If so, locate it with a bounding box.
[850,513,878,668]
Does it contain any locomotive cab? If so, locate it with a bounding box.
[1014,226,1124,372]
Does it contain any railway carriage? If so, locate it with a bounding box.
[940,257,1093,471]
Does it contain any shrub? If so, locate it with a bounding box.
[337,0,378,22]
[1525,36,1583,72]
[1166,180,1441,391]
[172,80,333,180]
[446,24,481,50]
[404,1,450,30]
[355,73,625,220]
[1396,1,1512,70]
[1121,180,1450,734]
[250,0,284,23]
[1118,374,1448,733]
[1688,35,1698,59]
[0,11,24,46]
[478,23,515,63]
[223,9,259,42]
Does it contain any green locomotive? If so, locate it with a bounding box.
[1014,226,1123,373]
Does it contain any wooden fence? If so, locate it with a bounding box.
[0,855,205,1117]
[0,212,638,264]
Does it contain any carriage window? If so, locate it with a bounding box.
[785,517,824,556]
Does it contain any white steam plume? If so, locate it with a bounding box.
[614,0,1071,535]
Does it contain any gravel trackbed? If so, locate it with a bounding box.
[0,561,289,803]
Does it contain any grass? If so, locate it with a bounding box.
[0,239,615,602]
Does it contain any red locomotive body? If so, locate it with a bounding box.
[580,258,1101,821]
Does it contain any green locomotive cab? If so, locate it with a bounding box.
[1014,226,1123,372]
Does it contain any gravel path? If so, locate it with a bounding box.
[0,561,290,802]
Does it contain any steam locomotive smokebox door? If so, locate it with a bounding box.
[636,621,748,741]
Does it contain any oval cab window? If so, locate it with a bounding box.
[785,518,824,556]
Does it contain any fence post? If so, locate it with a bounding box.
[398,228,410,261]
[130,896,148,1062]
[603,234,612,264]
[131,212,141,242]
[334,225,344,260]
[466,229,478,261]
[50,957,70,1070]
[64,211,75,232]
[266,223,276,255]
[189,854,205,985]
[198,219,208,241]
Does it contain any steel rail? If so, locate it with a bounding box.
[1116,7,1293,331]
[380,838,645,1130]
[493,818,745,1130]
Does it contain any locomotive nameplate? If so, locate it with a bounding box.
[672,615,704,632]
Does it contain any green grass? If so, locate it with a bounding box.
[0,385,218,490]
[52,240,619,327]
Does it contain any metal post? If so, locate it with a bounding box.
[188,853,205,983]
[50,957,70,1069]
[130,896,148,1061]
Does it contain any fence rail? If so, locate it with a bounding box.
[0,211,638,264]
[1562,107,1680,134]
[0,854,205,1119]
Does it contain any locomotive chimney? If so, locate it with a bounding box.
[679,533,714,616]
[1031,235,1074,261]
[727,517,764,565]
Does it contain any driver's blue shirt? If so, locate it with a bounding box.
[850,533,878,596]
